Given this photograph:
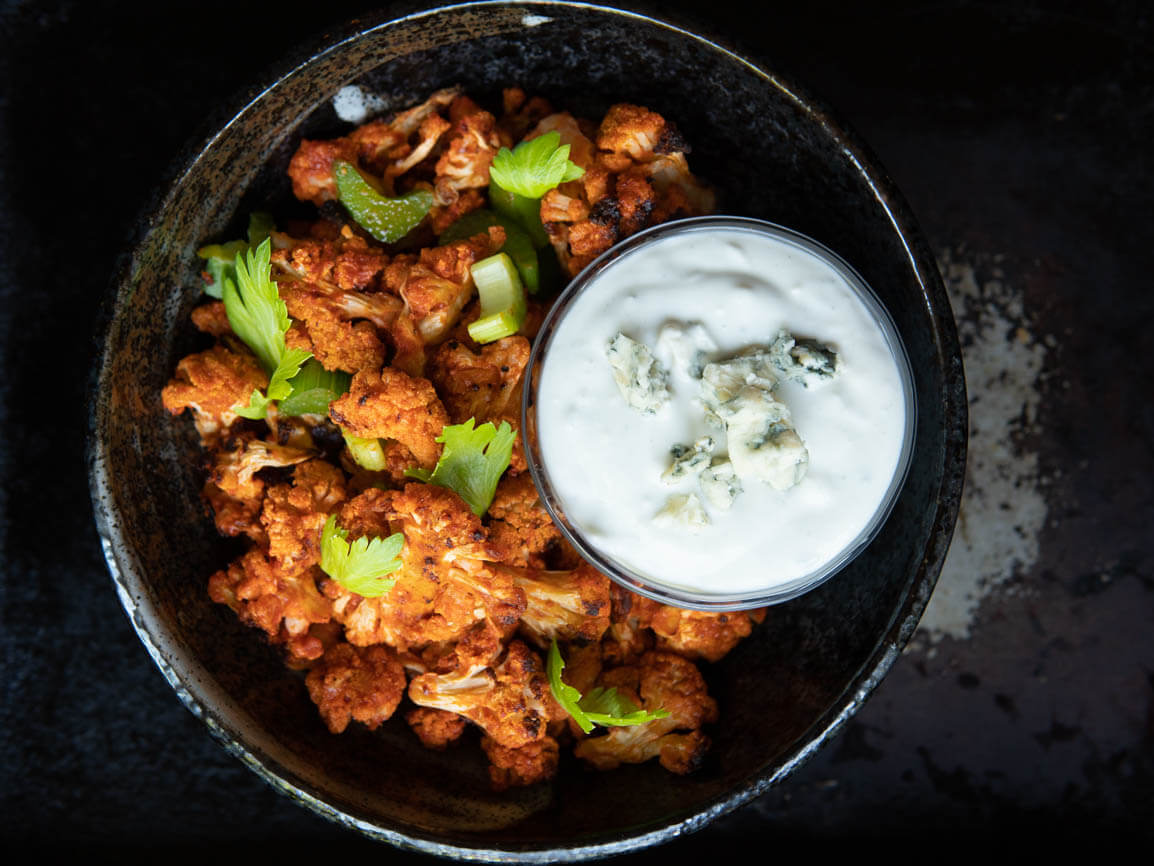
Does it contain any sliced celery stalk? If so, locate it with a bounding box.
[468,252,526,344]
[489,182,551,249]
[344,434,388,471]
[439,209,541,293]
[468,309,524,344]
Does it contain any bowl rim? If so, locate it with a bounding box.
[86,0,968,859]
[522,214,920,611]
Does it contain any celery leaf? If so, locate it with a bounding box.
[222,237,313,417]
[319,514,404,598]
[487,131,585,199]
[546,640,669,734]
[404,418,515,516]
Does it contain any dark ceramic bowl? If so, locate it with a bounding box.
[88,1,966,860]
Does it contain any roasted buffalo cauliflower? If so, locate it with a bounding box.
[173,88,756,792]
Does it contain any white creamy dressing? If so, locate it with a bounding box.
[534,225,910,599]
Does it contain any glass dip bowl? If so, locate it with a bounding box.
[523,216,917,611]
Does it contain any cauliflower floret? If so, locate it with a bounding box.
[324,484,506,650]
[190,300,232,337]
[486,561,611,649]
[573,652,718,774]
[161,345,268,443]
[280,282,392,374]
[207,548,333,662]
[595,103,671,169]
[271,228,391,293]
[305,642,407,733]
[408,640,557,749]
[384,227,505,346]
[328,368,450,471]
[648,606,767,664]
[485,473,562,567]
[260,460,348,573]
[427,335,530,473]
[390,111,453,178]
[497,87,554,142]
[406,706,468,749]
[427,336,529,425]
[602,584,660,666]
[434,101,501,201]
[202,434,313,541]
[481,734,559,790]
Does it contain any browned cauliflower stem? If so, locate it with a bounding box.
[165,87,760,789]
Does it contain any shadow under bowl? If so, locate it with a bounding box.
[88,1,966,860]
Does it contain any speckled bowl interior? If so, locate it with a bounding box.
[88,2,966,860]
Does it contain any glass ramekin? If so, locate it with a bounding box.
[522,216,917,611]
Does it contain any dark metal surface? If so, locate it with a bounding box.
[2,0,1151,856]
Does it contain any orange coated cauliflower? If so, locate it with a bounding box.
[329,368,449,470]
[161,345,267,443]
[207,548,333,662]
[486,561,612,649]
[305,641,407,733]
[324,484,505,650]
[648,606,768,664]
[260,460,348,574]
[406,706,468,749]
[481,734,560,791]
[485,473,562,568]
[202,434,312,541]
[408,639,558,749]
[574,652,718,774]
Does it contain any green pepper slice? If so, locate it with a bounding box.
[333,160,433,244]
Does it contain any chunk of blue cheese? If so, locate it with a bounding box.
[701,352,809,491]
[699,459,742,510]
[606,333,670,414]
[653,492,710,531]
[768,329,839,385]
[661,436,715,484]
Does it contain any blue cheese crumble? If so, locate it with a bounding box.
[661,436,715,484]
[606,333,670,414]
[768,330,839,385]
[653,492,710,531]
[701,352,810,491]
[699,459,742,511]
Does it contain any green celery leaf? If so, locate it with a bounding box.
[547,640,594,734]
[279,360,352,417]
[197,213,277,299]
[487,131,585,199]
[222,239,290,375]
[403,418,516,516]
[547,640,669,733]
[234,388,273,420]
[265,347,312,404]
[319,514,404,598]
[197,239,247,299]
[221,237,314,416]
